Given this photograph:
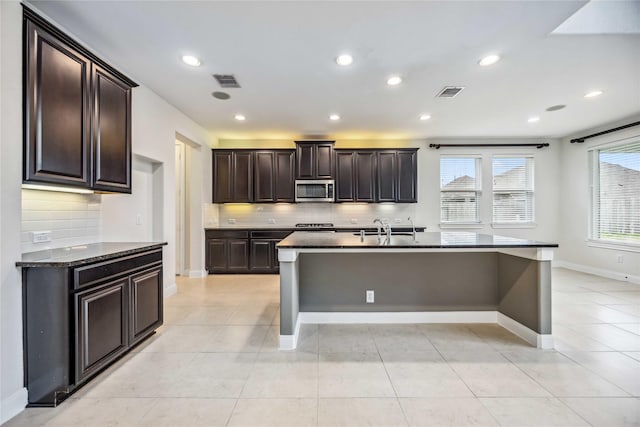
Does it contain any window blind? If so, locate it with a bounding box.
[440,157,480,223]
[593,141,640,245]
[492,157,534,223]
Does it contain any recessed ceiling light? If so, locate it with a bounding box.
[478,54,500,66]
[181,55,201,67]
[336,54,353,66]
[528,116,540,123]
[584,90,603,98]
[387,76,403,86]
[212,91,230,100]
[329,114,341,121]
[419,114,431,121]
[234,114,246,121]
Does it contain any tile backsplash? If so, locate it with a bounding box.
[210,203,417,228]
[21,189,102,253]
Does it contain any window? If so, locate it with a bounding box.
[440,157,481,223]
[591,141,640,245]
[492,157,534,224]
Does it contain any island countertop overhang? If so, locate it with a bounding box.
[276,231,558,250]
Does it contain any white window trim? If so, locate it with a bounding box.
[440,155,482,224]
[491,222,537,229]
[588,136,640,250]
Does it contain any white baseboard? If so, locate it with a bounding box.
[497,312,553,349]
[554,260,640,285]
[279,316,301,350]
[187,269,207,278]
[164,283,177,298]
[299,311,498,324]
[1,388,27,424]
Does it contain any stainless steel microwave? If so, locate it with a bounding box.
[295,179,335,202]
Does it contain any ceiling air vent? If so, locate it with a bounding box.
[213,74,241,88]
[437,86,465,98]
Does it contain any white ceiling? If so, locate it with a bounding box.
[29,1,640,141]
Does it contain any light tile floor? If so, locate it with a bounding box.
[5,268,640,426]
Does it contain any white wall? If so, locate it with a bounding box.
[558,114,640,282]
[1,1,28,422]
[0,2,214,421]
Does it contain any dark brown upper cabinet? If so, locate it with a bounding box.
[396,149,418,203]
[336,148,418,203]
[335,150,377,202]
[24,18,91,188]
[23,8,136,193]
[295,141,335,179]
[91,65,132,193]
[253,150,295,203]
[212,150,253,203]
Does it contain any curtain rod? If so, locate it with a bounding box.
[570,121,640,144]
[429,143,549,149]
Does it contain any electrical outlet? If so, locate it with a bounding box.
[228,218,236,224]
[366,290,375,303]
[268,218,276,224]
[616,254,624,263]
[32,231,51,243]
[136,214,142,225]
[394,218,402,223]
[350,218,358,224]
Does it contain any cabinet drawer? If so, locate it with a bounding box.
[73,250,162,290]
[250,230,291,239]
[206,230,249,239]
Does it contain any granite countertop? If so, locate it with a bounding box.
[17,242,167,267]
[276,231,558,249]
[206,225,426,231]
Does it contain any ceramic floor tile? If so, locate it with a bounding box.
[560,351,640,396]
[614,324,640,335]
[561,397,640,427]
[202,325,270,352]
[381,351,474,397]
[241,351,318,398]
[139,325,219,353]
[624,352,640,362]
[227,398,317,427]
[604,292,640,304]
[261,324,319,353]
[399,397,499,427]
[227,303,279,325]
[176,305,236,325]
[479,397,590,426]
[318,324,377,353]
[170,352,257,398]
[136,398,236,426]
[551,324,614,351]
[418,324,495,352]
[502,350,629,397]
[441,351,551,397]
[607,304,640,317]
[369,324,436,354]
[466,323,532,350]
[44,398,156,426]
[317,398,408,427]
[319,352,396,397]
[563,324,640,351]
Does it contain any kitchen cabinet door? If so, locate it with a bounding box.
[227,239,249,271]
[75,280,128,381]
[376,151,397,202]
[212,151,233,203]
[274,150,295,202]
[335,151,355,202]
[254,151,275,202]
[250,240,273,271]
[396,150,418,203]
[129,267,163,345]
[24,19,91,188]
[355,151,376,202]
[91,65,132,193]
[207,239,228,272]
[295,141,335,179]
[232,152,253,202]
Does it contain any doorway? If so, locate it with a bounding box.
[175,141,186,276]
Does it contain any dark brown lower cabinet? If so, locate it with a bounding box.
[22,249,163,406]
[206,229,290,274]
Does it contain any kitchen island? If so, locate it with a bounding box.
[276,231,558,350]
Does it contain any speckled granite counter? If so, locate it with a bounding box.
[17,242,167,267]
[277,231,557,249]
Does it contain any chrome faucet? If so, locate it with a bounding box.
[384,221,392,241]
[373,218,384,243]
[408,217,416,241]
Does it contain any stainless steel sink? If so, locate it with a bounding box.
[352,231,413,236]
